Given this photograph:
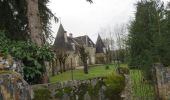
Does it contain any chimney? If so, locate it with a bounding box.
[86,35,88,46]
[64,32,68,43]
[69,33,73,38]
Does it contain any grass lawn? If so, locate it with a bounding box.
[130,70,155,97]
[50,63,119,83]
[50,63,155,98]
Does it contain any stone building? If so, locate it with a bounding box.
[95,35,106,64]
[53,24,96,70]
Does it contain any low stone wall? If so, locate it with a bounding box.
[31,75,132,100]
[31,77,106,100]
[121,74,132,100]
[153,64,170,100]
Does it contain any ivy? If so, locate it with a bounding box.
[0,31,54,84]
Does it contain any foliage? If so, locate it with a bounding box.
[55,88,64,99]
[0,0,57,41]
[117,66,130,75]
[158,9,170,66]
[130,70,155,97]
[128,0,165,79]
[0,31,54,84]
[105,65,109,70]
[33,88,52,100]
[104,72,125,99]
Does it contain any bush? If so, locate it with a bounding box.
[104,72,125,100]
[33,88,52,100]
[117,66,130,75]
[105,65,109,70]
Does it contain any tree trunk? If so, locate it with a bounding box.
[52,59,55,76]
[26,0,43,46]
[26,0,48,83]
[62,61,66,72]
[59,61,62,73]
[83,61,88,74]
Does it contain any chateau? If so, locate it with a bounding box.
[53,23,106,70]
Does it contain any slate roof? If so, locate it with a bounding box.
[96,35,106,53]
[53,24,95,51]
[75,35,95,47]
[53,24,66,48]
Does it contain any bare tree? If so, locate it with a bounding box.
[78,45,89,74]
[114,24,128,63]
[56,49,69,73]
[99,26,115,64]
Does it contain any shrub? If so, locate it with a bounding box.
[104,72,125,100]
[117,66,130,75]
[105,65,109,70]
[33,88,52,100]
[55,88,64,99]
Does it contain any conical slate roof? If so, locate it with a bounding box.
[53,24,75,51]
[53,23,67,49]
[96,35,105,53]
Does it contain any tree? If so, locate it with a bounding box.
[114,24,128,63]
[26,0,43,46]
[56,49,69,73]
[0,0,93,83]
[159,4,170,66]
[0,0,57,42]
[78,45,89,74]
[128,0,164,79]
[61,52,69,72]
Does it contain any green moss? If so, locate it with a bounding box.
[64,87,72,94]
[0,70,17,74]
[55,89,64,99]
[117,66,130,74]
[33,88,52,100]
[76,83,89,100]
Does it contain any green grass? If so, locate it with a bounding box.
[50,64,155,98]
[50,64,118,83]
[130,69,155,97]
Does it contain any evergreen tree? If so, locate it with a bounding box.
[159,7,170,66]
[128,0,164,79]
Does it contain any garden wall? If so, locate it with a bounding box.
[31,75,132,100]
[153,64,170,100]
[0,55,31,100]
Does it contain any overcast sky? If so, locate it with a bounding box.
[49,0,169,43]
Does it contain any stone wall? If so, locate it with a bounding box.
[0,55,31,100]
[31,77,106,100]
[153,64,170,100]
[31,75,132,100]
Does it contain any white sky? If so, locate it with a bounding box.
[49,0,169,43]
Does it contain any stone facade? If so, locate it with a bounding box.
[153,64,170,100]
[95,53,106,64]
[53,23,98,71]
[86,47,96,65]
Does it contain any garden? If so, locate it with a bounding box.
[50,63,155,99]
